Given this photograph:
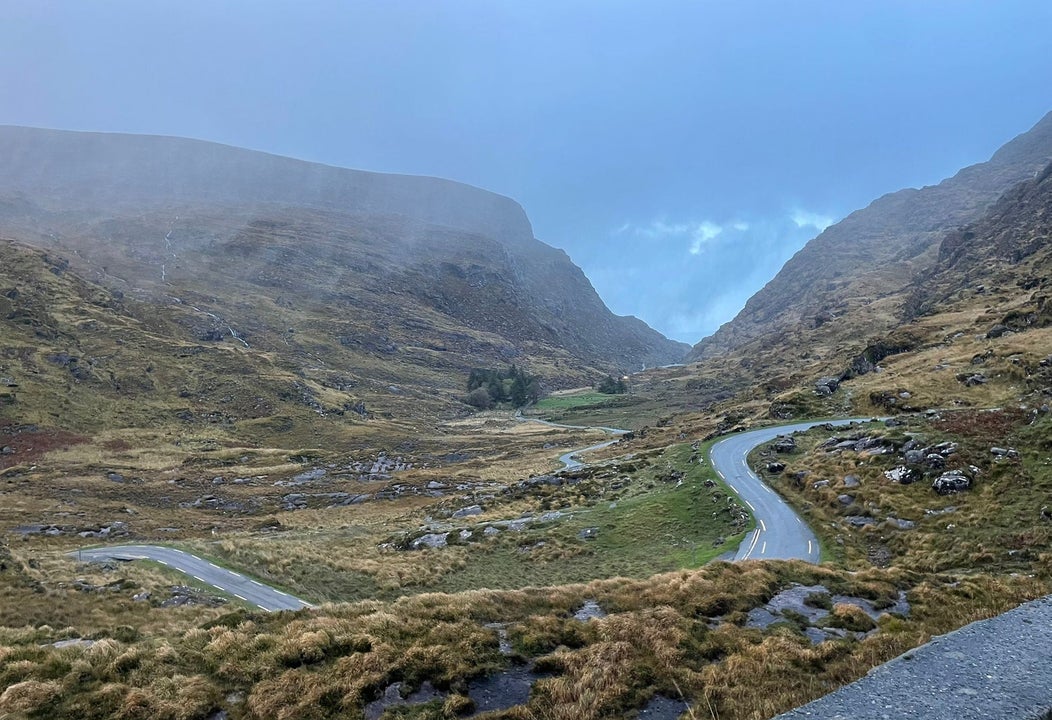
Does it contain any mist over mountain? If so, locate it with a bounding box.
[0,126,686,389]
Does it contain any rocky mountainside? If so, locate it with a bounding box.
[0,127,685,444]
[689,111,1052,361]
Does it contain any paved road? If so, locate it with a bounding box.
[516,412,628,470]
[776,594,1052,719]
[710,419,877,562]
[74,545,312,611]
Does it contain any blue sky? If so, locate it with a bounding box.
[2,1,1050,343]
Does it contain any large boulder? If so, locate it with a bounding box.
[932,470,972,495]
[773,435,797,453]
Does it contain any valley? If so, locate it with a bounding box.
[2,113,1052,720]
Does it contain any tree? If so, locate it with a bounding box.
[465,365,541,408]
[597,375,627,394]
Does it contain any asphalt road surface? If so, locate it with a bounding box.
[710,419,878,562]
[74,544,311,611]
[776,594,1052,719]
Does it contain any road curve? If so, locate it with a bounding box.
[516,411,628,470]
[73,544,312,611]
[710,419,877,563]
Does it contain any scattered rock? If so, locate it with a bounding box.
[932,470,972,495]
[956,373,988,386]
[813,480,830,490]
[483,526,500,536]
[578,527,599,540]
[884,466,920,484]
[106,472,125,483]
[986,324,1011,339]
[766,461,786,473]
[814,376,841,395]
[837,494,855,506]
[773,435,797,453]
[885,517,916,530]
[842,475,860,488]
[452,505,483,519]
[132,591,151,602]
[411,533,449,550]
[844,516,876,527]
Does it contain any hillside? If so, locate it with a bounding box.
[0,126,686,447]
[689,110,1052,362]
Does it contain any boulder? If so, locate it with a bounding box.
[843,474,860,488]
[578,527,599,540]
[411,532,449,550]
[904,449,925,464]
[773,435,797,453]
[956,373,988,386]
[814,376,841,395]
[766,462,786,473]
[986,324,1010,339]
[885,517,916,530]
[884,466,919,484]
[451,505,483,519]
[932,470,972,495]
[844,516,876,527]
[837,494,855,506]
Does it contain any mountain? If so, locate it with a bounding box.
[689,111,1052,362]
[0,126,686,442]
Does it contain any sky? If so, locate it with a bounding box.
[2,1,1051,344]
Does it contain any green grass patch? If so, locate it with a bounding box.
[535,391,620,411]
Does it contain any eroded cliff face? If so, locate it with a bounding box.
[689,111,1052,362]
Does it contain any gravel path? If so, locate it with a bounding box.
[776,594,1052,719]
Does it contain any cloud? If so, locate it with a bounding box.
[790,209,835,232]
[732,221,750,231]
[688,221,723,254]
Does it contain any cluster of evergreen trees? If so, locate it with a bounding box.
[464,365,541,409]
[596,374,628,394]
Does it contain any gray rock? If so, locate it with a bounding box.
[990,446,1009,456]
[885,517,916,530]
[925,453,946,469]
[483,526,500,536]
[985,324,1010,339]
[813,480,830,490]
[843,474,860,488]
[451,505,483,519]
[578,527,599,540]
[845,516,877,527]
[815,376,841,395]
[884,466,919,484]
[0,445,13,455]
[837,494,855,506]
[411,532,449,550]
[932,470,972,495]
[904,449,925,464]
[773,435,797,453]
[766,462,786,473]
[106,472,125,483]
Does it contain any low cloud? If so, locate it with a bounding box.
[587,209,841,343]
[791,209,835,232]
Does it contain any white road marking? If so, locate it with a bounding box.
[256,604,268,611]
[728,484,739,493]
[761,541,767,554]
[808,540,814,555]
[251,580,264,587]
[234,593,248,602]
[192,575,205,582]
[760,520,767,532]
[795,516,802,525]
[745,500,756,511]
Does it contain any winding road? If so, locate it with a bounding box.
[74,545,311,611]
[74,418,874,610]
[712,419,875,562]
